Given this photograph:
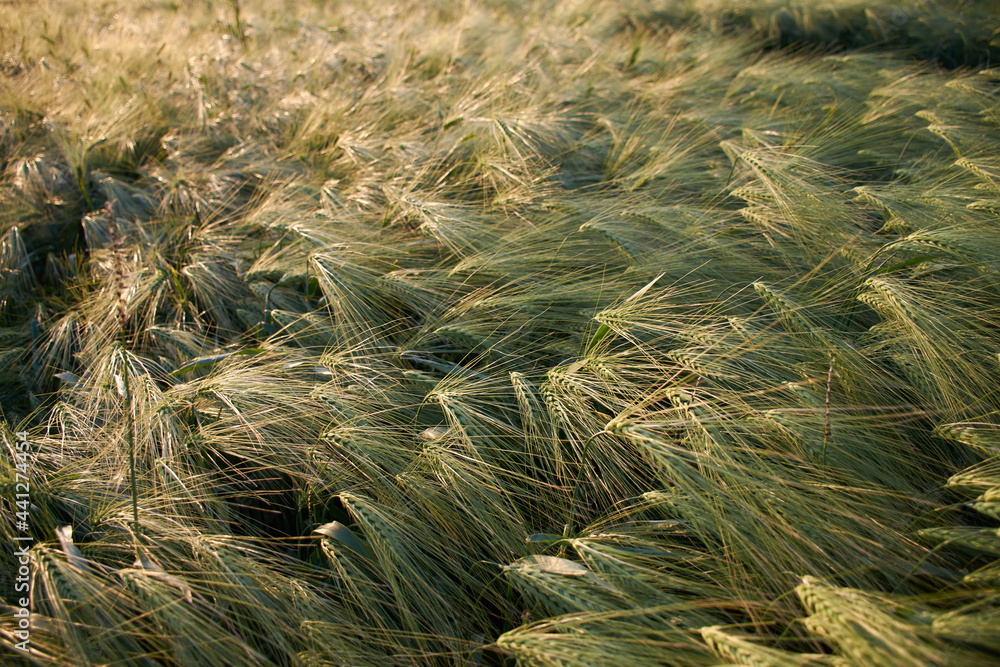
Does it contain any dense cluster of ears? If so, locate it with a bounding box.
[2,1,1000,665]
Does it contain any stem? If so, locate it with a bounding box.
[823,355,835,467]
[122,348,139,538]
[107,203,140,543]
[231,0,247,47]
[78,166,93,209]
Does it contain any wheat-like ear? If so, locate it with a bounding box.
[937,421,1000,458]
[795,577,951,667]
[503,554,632,617]
[949,456,1000,489]
[567,536,724,620]
[496,607,716,666]
[701,625,843,667]
[972,487,1000,521]
[0,227,35,318]
[918,527,1000,556]
[932,606,1000,653]
[338,490,488,648]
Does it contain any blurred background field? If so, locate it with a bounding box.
[2,0,1000,664]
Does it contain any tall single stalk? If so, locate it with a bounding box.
[107,202,139,542]
[230,0,248,47]
[823,355,835,467]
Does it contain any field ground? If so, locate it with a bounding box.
[2,0,1000,664]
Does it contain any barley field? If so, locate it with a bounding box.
[2,0,1000,664]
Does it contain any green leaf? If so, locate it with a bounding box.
[586,323,611,353]
[313,521,375,561]
[871,255,937,276]
[169,349,263,376]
